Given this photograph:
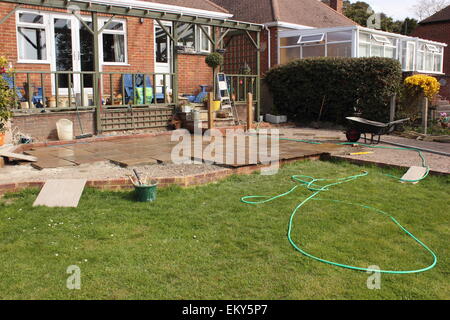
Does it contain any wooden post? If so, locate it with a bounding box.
[208,92,214,130]
[256,30,261,122]
[389,95,396,123]
[247,92,253,131]
[92,12,101,134]
[422,96,429,135]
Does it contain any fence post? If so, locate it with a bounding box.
[422,95,429,135]
[247,92,253,131]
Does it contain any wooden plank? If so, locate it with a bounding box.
[401,166,428,184]
[33,179,87,208]
[0,151,37,162]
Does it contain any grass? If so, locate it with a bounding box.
[0,160,449,300]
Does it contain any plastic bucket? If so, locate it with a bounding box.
[56,119,73,141]
[134,183,158,202]
[211,100,221,111]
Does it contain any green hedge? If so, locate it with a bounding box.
[265,57,403,124]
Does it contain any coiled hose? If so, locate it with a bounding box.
[241,138,437,273]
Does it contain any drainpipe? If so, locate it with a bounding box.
[265,25,271,70]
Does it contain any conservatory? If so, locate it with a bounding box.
[278,26,447,74]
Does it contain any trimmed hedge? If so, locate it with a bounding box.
[265,57,403,124]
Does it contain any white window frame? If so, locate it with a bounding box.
[16,10,51,64]
[176,23,212,54]
[358,32,398,59]
[297,33,325,45]
[100,18,129,66]
[425,44,439,53]
[404,41,416,72]
[198,26,212,53]
[417,42,444,74]
[371,34,390,44]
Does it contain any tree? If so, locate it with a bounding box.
[413,0,450,21]
[321,0,419,35]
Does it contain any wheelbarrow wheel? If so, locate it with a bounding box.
[346,129,361,143]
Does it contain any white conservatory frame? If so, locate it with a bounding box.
[278,26,447,74]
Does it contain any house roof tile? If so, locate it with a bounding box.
[420,5,450,24]
[211,0,357,27]
[143,0,229,14]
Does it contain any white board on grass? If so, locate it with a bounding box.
[33,179,87,208]
[401,166,428,184]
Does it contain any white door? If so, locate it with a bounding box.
[154,22,172,100]
[51,15,94,97]
[405,41,416,72]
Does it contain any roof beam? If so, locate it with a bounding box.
[0,0,262,31]
[0,4,21,25]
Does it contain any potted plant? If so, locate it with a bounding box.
[0,56,14,146]
[205,52,224,101]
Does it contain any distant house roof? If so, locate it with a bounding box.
[144,0,229,14]
[420,5,450,24]
[211,0,357,27]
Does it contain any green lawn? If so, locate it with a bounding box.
[0,160,449,300]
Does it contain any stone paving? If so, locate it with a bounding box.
[23,133,348,170]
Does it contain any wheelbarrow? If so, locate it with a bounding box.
[345,117,410,144]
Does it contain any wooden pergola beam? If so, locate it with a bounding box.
[0,4,21,25]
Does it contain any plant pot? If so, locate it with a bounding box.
[0,132,5,146]
[441,122,450,129]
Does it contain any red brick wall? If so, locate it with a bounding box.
[178,53,213,95]
[11,111,95,141]
[413,22,450,99]
[261,26,279,75]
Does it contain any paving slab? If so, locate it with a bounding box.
[33,179,87,208]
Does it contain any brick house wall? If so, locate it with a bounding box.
[0,2,213,100]
[413,22,450,99]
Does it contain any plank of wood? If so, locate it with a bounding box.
[33,179,87,208]
[0,151,37,162]
[401,166,428,184]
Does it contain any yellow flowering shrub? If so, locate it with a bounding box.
[404,74,440,100]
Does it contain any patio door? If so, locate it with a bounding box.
[154,22,172,100]
[51,15,94,97]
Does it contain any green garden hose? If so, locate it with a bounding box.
[241,138,437,273]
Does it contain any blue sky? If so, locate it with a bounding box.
[350,0,420,20]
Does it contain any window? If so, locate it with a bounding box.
[177,24,195,50]
[198,26,211,52]
[17,12,48,61]
[358,32,397,59]
[102,20,126,63]
[416,42,444,73]
[298,34,325,44]
[328,43,352,57]
[371,34,390,44]
[302,45,325,58]
[176,23,212,54]
[425,44,439,53]
[280,47,300,64]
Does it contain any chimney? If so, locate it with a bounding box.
[330,0,343,14]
